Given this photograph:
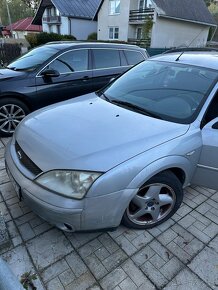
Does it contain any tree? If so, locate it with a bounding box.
[21,0,40,12]
[204,0,215,7]
[0,0,34,25]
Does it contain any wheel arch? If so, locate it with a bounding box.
[127,156,192,191]
[0,93,32,111]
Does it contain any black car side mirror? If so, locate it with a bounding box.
[41,69,60,78]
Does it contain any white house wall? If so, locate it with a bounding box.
[60,16,69,35]
[70,19,97,40]
[98,0,131,41]
[151,17,209,48]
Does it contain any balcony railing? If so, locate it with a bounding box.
[129,8,154,23]
[42,16,61,24]
[128,38,151,47]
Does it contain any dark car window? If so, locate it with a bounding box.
[47,49,88,74]
[103,60,217,124]
[124,50,145,65]
[7,46,59,71]
[93,49,120,69]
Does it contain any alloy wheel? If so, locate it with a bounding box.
[0,104,26,134]
[126,183,176,226]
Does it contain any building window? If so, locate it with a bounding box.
[139,0,147,10]
[109,27,119,39]
[136,27,142,39]
[109,0,120,15]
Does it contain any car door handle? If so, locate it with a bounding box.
[82,76,90,81]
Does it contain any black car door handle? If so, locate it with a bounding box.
[82,76,90,81]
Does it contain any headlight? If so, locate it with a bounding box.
[35,170,102,199]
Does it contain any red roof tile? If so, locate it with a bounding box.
[5,17,42,32]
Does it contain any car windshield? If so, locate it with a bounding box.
[7,46,59,71]
[103,60,217,124]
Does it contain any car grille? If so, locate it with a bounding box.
[15,141,42,176]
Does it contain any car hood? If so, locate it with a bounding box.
[15,93,189,172]
[0,68,25,80]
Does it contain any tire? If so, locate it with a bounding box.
[0,98,30,137]
[122,171,183,229]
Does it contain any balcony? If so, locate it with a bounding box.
[129,8,154,24]
[42,16,61,24]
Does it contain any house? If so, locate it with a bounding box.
[32,0,101,40]
[2,17,42,39]
[97,0,217,48]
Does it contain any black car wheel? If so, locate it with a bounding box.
[0,98,30,137]
[122,171,183,229]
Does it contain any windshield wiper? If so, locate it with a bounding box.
[111,100,163,119]
[96,92,111,102]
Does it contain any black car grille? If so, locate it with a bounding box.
[15,141,42,176]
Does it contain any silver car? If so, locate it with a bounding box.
[5,51,218,232]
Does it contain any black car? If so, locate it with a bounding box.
[0,42,148,136]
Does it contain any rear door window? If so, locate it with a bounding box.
[92,49,121,69]
[124,50,145,65]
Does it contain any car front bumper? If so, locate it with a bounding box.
[5,139,137,232]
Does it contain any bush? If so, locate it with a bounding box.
[26,32,77,48]
[87,32,97,41]
[25,33,38,48]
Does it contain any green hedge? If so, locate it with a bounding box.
[26,32,76,48]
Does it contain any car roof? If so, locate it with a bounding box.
[45,41,144,51]
[151,51,218,70]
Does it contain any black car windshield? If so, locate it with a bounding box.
[103,60,217,124]
[7,46,59,71]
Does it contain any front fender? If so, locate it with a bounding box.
[127,155,194,190]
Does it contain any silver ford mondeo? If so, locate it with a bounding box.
[5,51,218,232]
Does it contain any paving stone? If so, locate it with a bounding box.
[122,259,155,289]
[189,246,218,289]
[109,227,153,256]
[0,148,5,171]
[163,268,211,290]
[46,277,64,290]
[0,182,17,201]
[208,236,218,254]
[59,268,76,287]
[132,240,183,288]
[100,267,127,290]
[78,234,127,280]
[0,201,11,222]
[65,272,96,290]
[42,259,69,283]
[66,231,102,249]
[6,220,22,247]
[26,229,73,270]
[158,224,204,263]
[0,169,10,184]
[1,138,10,147]
[147,218,175,237]
[65,251,88,278]
[0,213,10,249]
[211,192,218,202]
[178,210,218,243]
[2,245,45,290]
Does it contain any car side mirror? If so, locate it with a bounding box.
[41,69,60,78]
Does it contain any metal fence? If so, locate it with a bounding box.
[0,42,21,66]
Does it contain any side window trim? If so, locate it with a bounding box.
[36,48,91,77]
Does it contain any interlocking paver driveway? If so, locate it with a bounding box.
[0,138,217,290]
